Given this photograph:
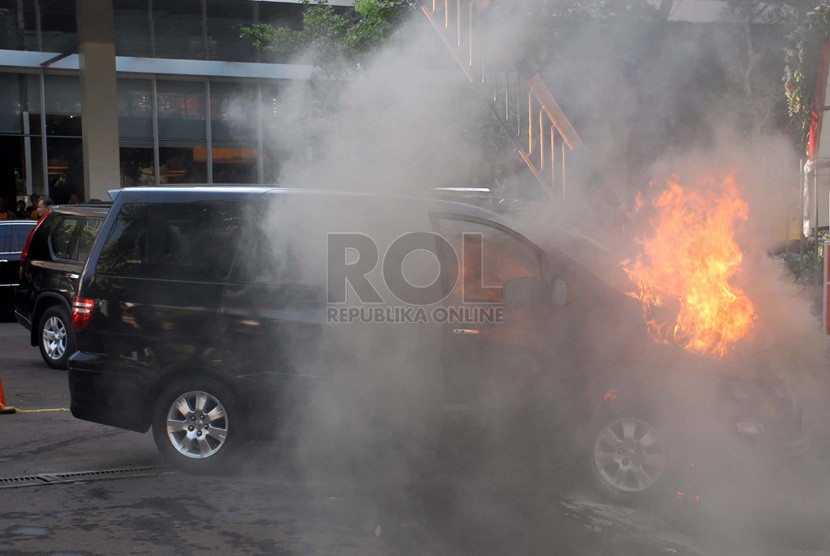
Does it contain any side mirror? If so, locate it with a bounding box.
[551,279,571,306]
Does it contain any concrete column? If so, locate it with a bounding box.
[76,0,120,201]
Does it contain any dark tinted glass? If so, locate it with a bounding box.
[114,0,151,57]
[97,200,243,282]
[0,225,10,253]
[49,216,81,260]
[11,224,34,251]
[153,0,205,60]
[207,0,256,62]
[77,218,104,262]
[0,73,21,133]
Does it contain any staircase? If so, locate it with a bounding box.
[419,0,626,216]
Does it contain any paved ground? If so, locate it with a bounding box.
[2,322,830,555]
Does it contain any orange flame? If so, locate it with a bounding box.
[622,176,756,358]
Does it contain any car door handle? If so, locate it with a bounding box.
[452,328,480,335]
[65,273,80,280]
[0,260,7,264]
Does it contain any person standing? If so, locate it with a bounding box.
[25,194,39,217]
[15,200,27,218]
[0,199,13,220]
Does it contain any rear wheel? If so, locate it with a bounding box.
[151,377,242,474]
[38,306,75,370]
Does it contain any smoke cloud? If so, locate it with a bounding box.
[221,2,830,552]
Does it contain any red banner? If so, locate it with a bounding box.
[808,41,830,160]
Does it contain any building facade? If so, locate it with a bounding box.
[0,0,354,205]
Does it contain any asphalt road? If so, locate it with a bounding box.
[1,321,830,555]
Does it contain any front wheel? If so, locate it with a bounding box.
[152,377,242,474]
[38,306,75,369]
[589,407,668,505]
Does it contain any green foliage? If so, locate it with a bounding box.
[780,230,829,283]
[784,3,830,154]
[240,0,414,68]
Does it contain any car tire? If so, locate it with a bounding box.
[589,404,669,505]
[151,376,242,474]
[38,305,75,370]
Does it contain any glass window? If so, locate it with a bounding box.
[114,0,151,57]
[434,218,544,302]
[49,215,81,261]
[258,3,304,64]
[77,218,104,262]
[207,0,256,62]
[157,80,206,141]
[153,0,206,60]
[210,82,258,143]
[47,138,84,204]
[0,2,23,50]
[11,223,34,252]
[0,136,26,203]
[0,73,21,133]
[21,1,39,51]
[118,79,153,140]
[120,145,156,187]
[159,146,207,184]
[97,201,243,282]
[263,146,288,185]
[0,225,10,253]
[40,2,77,53]
[44,76,82,136]
[210,144,258,184]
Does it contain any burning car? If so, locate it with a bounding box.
[66,184,813,505]
[497,176,815,505]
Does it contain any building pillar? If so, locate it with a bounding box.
[76,0,120,202]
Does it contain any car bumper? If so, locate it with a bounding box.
[68,351,151,433]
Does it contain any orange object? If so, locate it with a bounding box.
[0,377,16,414]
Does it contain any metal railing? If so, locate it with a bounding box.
[419,0,583,201]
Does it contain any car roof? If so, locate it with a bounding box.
[107,185,507,224]
[52,204,112,218]
[0,219,37,225]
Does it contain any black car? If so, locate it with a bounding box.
[66,186,811,503]
[0,219,38,317]
[15,204,110,369]
[68,187,562,472]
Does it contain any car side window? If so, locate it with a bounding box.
[97,201,243,282]
[0,225,10,253]
[11,224,33,252]
[433,217,545,303]
[49,216,82,261]
[76,218,104,262]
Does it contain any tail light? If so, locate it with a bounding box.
[71,298,95,332]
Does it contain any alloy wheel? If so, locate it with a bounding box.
[593,417,666,493]
[42,316,67,361]
[164,391,229,459]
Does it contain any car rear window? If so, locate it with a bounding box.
[49,216,82,260]
[96,200,244,282]
[76,218,104,262]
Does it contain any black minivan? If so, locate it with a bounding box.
[67,186,811,504]
[68,187,564,472]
